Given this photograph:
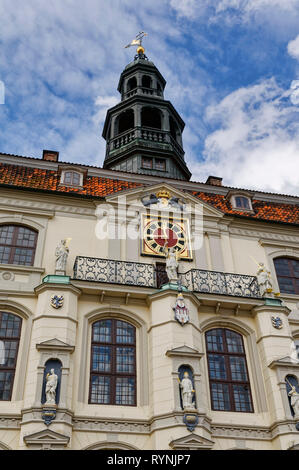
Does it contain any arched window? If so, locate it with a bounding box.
[142,75,151,88]
[89,319,136,406]
[118,109,135,135]
[274,257,299,295]
[127,77,137,92]
[169,116,179,142]
[62,171,82,186]
[0,312,22,400]
[0,225,37,266]
[141,107,161,129]
[205,328,253,412]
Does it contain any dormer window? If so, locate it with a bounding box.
[59,169,84,187]
[227,191,254,213]
[234,196,251,210]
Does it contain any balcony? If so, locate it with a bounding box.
[73,257,261,299]
[106,126,185,160]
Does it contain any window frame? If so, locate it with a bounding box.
[274,257,299,295]
[60,170,83,187]
[231,195,253,212]
[89,319,137,406]
[205,328,254,413]
[0,312,22,401]
[0,225,38,267]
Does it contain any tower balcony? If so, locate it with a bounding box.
[122,86,163,100]
[105,126,185,161]
[73,256,261,299]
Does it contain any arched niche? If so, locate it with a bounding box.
[127,76,137,92]
[178,364,196,410]
[41,358,62,405]
[142,75,151,88]
[141,106,162,129]
[117,109,135,135]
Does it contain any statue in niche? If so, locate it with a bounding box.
[55,238,71,273]
[178,371,196,410]
[286,377,299,418]
[163,243,179,283]
[256,262,273,297]
[45,369,58,405]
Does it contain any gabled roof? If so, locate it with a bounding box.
[0,160,298,226]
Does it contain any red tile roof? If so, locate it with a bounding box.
[0,162,298,225]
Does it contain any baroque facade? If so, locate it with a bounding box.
[0,49,299,450]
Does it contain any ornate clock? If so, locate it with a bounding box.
[141,214,192,260]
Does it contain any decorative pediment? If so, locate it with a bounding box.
[166,345,204,359]
[36,338,75,353]
[24,429,70,449]
[169,433,214,450]
[105,183,224,218]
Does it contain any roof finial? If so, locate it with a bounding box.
[124,31,148,58]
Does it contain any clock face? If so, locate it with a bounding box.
[141,215,192,260]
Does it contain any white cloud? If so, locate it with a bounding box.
[288,35,299,61]
[191,78,299,194]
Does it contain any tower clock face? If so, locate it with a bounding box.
[141,215,192,260]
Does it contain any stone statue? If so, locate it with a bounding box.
[45,369,58,405]
[164,245,179,283]
[288,384,299,418]
[55,238,71,274]
[179,371,195,410]
[257,262,273,297]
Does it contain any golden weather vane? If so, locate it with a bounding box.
[124,31,148,55]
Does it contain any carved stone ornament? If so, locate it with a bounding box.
[173,293,190,325]
[183,413,199,432]
[50,295,64,309]
[42,408,57,426]
[141,190,186,211]
[271,316,283,329]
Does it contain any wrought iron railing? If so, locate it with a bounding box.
[73,257,261,298]
[179,269,261,298]
[73,257,156,288]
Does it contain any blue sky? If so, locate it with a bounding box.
[0,0,299,194]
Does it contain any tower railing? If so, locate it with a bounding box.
[73,256,261,298]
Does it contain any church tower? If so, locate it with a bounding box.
[102,47,192,180]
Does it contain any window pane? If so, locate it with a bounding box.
[64,172,72,184]
[291,259,299,277]
[0,226,14,245]
[0,313,21,338]
[206,329,224,352]
[91,345,111,372]
[116,321,134,344]
[13,248,34,266]
[16,227,36,248]
[235,197,250,209]
[115,377,135,405]
[277,276,295,294]
[211,383,231,411]
[93,320,112,343]
[233,384,253,412]
[274,258,291,276]
[0,341,18,368]
[226,330,244,353]
[208,354,227,380]
[90,375,110,404]
[116,347,135,373]
[229,356,248,381]
[0,246,11,264]
[0,371,14,400]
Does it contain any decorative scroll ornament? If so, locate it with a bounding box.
[50,295,64,309]
[173,292,190,325]
[271,316,283,329]
[141,191,186,211]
